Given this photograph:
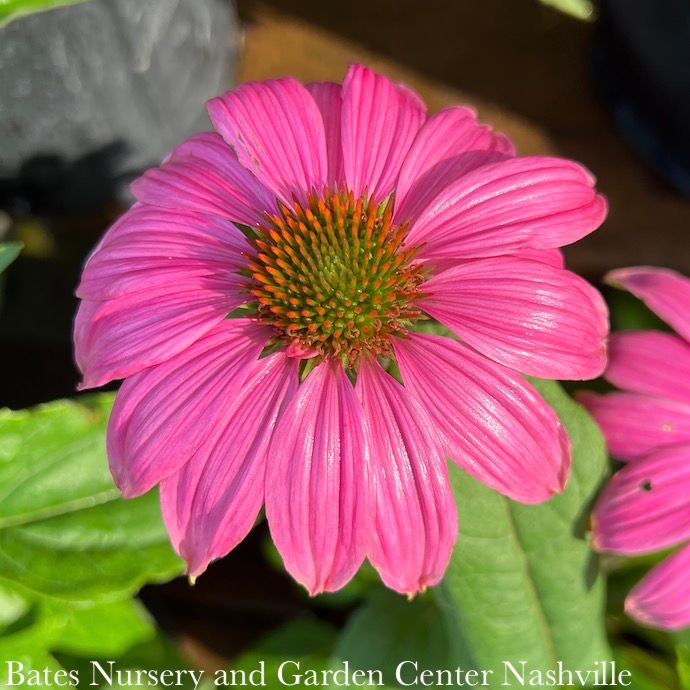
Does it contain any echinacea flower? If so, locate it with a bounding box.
[75,64,609,595]
[580,267,690,630]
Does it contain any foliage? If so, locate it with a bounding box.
[0,395,186,684]
[0,0,88,28]
[539,0,594,21]
[677,630,690,690]
[230,618,337,689]
[0,395,183,601]
[0,241,22,312]
[0,243,22,275]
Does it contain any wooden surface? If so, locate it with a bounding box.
[234,0,690,279]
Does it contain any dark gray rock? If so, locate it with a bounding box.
[0,0,238,212]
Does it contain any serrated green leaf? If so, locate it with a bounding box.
[0,0,88,28]
[433,379,611,686]
[0,242,21,275]
[0,395,183,601]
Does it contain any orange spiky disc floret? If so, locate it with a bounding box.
[246,187,426,367]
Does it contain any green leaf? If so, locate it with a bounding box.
[0,650,65,690]
[679,651,690,690]
[60,633,204,690]
[0,242,21,275]
[434,379,611,684]
[677,631,690,690]
[0,583,193,689]
[335,589,450,687]
[614,644,680,690]
[0,571,170,687]
[539,0,594,21]
[0,0,88,28]
[607,288,670,332]
[0,242,22,313]
[0,595,156,684]
[0,395,183,601]
[50,599,156,657]
[0,591,68,689]
[228,618,337,689]
[675,629,690,647]
[0,597,66,663]
[0,581,30,631]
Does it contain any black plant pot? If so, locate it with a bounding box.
[0,0,239,214]
[595,0,690,197]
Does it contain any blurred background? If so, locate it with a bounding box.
[1,0,689,673]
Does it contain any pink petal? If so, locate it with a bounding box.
[207,79,328,203]
[107,319,268,498]
[394,106,513,223]
[75,274,245,389]
[578,391,690,461]
[77,205,250,300]
[131,132,275,226]
[356,359,457,595]
[626,543,690,631]
[306,82,344,188]
[265,361,372,594]
[593,443,690,554]
[606,267,690,343]
[393,333,571,503]
[341,64,425,201]
[412,247,564,278]
[512,247,564,269]
[606,331,690,404]
[160,353,298,576]
[419,257,609,380]
[406,156,607,262]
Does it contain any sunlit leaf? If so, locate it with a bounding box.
[0,242,21,275]
[0,0,88,28]
[0,395,183,601]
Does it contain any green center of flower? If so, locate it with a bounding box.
[247,188,425,365]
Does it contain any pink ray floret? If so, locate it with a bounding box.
[581,266,690,630]
[75,64,608,595]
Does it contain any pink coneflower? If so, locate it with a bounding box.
[75,64,608,595]
[580,267,690,630]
